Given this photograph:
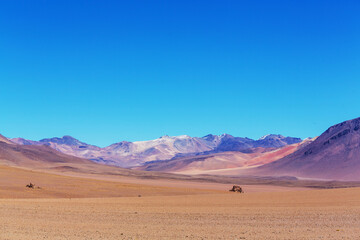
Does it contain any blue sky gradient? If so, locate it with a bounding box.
[1,0,360,146]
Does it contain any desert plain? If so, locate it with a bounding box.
[1,165,360,240]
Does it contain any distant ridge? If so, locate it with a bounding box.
[11,133,302,167]
[135,141,309,174]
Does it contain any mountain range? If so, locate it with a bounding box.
[3,117,360,181]
[11,134,302,167]
[135,138,314,174]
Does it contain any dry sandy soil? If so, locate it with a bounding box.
[0,165,309,199]
[1,164,360,239]
[0,165,224,198]
[1,188,360,240]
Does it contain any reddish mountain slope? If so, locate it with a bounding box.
[136,141,311,175]
[254,117,360,181]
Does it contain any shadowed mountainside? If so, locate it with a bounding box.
[252,117,360,181]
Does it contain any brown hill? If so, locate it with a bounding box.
[253,117,360,181]
[0,141,91,168]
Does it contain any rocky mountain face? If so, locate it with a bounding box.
[11,134,302,168]
[254,117,360,181]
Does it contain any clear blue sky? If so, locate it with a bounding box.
[1,0,359,147]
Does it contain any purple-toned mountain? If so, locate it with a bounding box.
[255,134,302,148]
[0,134,14,144]
[11,134,302,167]
[212,134,301,152]
[253,117,360,181]
[40,135,89,146]
[11,138,42,146]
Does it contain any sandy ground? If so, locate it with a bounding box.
[0,165,223,198]
[1,165,360,239]
[1,187,360,239]
[49,170,309,192]
[0,165,307,199]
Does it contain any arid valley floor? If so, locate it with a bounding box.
[1,165,360,239]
